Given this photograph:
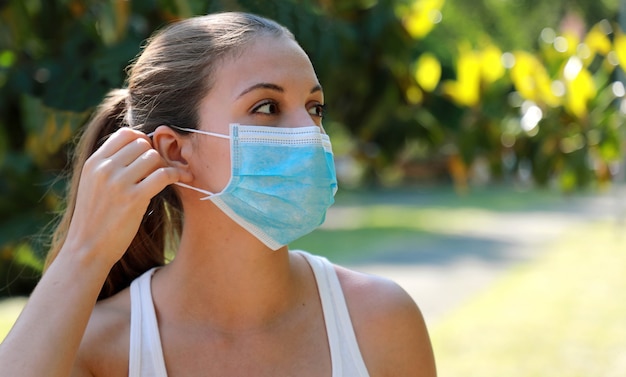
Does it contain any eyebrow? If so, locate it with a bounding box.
[237,82,323,98]
[311,84,323,94]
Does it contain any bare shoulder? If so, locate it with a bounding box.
[73,289,131,377]
[334,265,437,377]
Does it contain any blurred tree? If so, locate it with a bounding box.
[434,0,619,51]
[381,0,625,194]
[0,0,177,296]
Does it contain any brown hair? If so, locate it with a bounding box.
[45,12,294,300]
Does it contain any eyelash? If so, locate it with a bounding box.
[251,101,326,118]
[252,100,279,115]
[311,104,326,118]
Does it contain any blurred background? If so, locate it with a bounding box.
[1,0,626,375]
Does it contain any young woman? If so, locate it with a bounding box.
[0,12,436,377]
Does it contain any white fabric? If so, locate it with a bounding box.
[128,251,370,376]
[298,251,370,377]
[129,267,168,377]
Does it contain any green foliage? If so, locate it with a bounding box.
[0,0,161,296]
[436,0,619,51]
[415,7,626,193]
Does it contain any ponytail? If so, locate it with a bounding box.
[45,89,183,300]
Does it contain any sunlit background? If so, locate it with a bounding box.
[1,0,626,376]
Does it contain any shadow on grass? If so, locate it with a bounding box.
[291,184,618,268]
[332,185,571,212]
[291,227,522,267]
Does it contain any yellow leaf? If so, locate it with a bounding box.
[553,31,579,55]
[401,0,445,39]
[614,29,626,73]
[480,44,505,84]
[442,76,478,107]
[113,0,130,42]
[414,53,441,92]
[442,47,482,107]
[584,23,612,57]
[510,52,538,99]
[406,85,424,105]
[564,65,596,118]
[510,51,560,107]
[96,0,130,45]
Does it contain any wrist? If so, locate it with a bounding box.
[52,241,117,280]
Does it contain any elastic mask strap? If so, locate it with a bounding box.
[174,182,216,200]
[171,126,230,139]
[145,126,230,139]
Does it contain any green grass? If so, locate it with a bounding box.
[0,297,26,341]
[291,185,566,262]
[431,221,626,377]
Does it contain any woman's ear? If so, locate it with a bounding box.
[151,125,194,183]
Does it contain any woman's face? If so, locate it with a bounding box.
[189,34,325,193]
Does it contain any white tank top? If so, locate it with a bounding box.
[128,251,370,376]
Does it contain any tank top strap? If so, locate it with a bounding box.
[296,250,370,377]
[129,267,168,377]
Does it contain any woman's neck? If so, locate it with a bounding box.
[149,203,306,332]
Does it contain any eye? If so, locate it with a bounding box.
[252,100,279,115]
[308,104,326,118]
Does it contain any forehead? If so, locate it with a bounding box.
[212,35,320,98]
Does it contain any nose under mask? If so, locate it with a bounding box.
[171,123,338,250]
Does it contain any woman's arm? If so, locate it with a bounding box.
[369,282,437,376]
[1,247,112,376]
[338,266,437,377]
[0,129,179,377]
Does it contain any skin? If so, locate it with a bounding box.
[0,34,436,377]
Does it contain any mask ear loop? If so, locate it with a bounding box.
[171,125,231,139]
[145,125,231,139]
[173,182,216,200]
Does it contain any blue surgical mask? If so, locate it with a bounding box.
[173,123,338,250]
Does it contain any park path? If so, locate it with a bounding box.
[336,186,625,327]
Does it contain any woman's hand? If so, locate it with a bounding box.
[64,127,180,267]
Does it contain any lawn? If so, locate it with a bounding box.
[291,185,571,262]
[0,297,27,341]
[431,220,626,377]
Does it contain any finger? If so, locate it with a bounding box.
[122,149,166,184]
[136,166,181,198]
[82,139,152,185]
[108,138,154,168]
[95,128,151,159]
